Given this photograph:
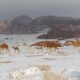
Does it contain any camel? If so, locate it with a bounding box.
[23,43,27,46]
[64,40,80,52]
[64,41,74,46]
[0,43,10,54]
[64,40,80,47]
[12,46,19,54]
[73,40,80,48]
[30,41,62,53]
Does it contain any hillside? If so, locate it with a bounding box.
[9,15,32,34]
[27,16,75,33]
[1,15,80,38]
[37,26,80,39]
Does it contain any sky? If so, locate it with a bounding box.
[0,0,80,20]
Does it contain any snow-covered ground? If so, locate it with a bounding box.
[0,34,80,80]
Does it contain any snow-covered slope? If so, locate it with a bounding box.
[0,34,80,80]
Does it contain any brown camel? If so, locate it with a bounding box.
[30,41,62,53]
[0,43,10,54]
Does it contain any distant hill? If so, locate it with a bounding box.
[0,20,10,34]
[37,26,80,39]
[27,16,80,34]
[27,16,74,33]
[9,15,32,34]
[1,15,80,38]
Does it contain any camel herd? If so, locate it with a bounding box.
[0,39,80,54]
[30,41,62,53]
[0,43,19,54]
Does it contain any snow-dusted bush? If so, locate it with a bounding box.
[4,66,68,80]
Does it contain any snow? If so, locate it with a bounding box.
[0,34,80,80]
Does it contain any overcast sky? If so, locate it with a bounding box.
[0,0,80,20]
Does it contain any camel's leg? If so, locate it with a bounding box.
[39,47,43,52]
[47,47,50,52]
[6,49,7,53]
[56,48,59,54]
[49,48,53,53]
[1,49,3,54]
[0,49,1,54]
[6,48,10,53]
[47,47,51,53]
[14,50,16,54]
[2,50,3,54]
[8,48,10,53]
[78,47,80,52]
[17,49,19,54]
[14,49,19,54]
[76,46,80,52]
[35,46,44,53]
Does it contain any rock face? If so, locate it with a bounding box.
[46,28,78,39]
[37,25,80,39]
[0,20,10,34]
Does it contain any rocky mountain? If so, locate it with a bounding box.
[9,15,32,34]
[0,20,10,34]
[1,15,80,38]
[0,15,32,34]
[27,16,74,33]
[37,25,80,39]
[26,16,80,34]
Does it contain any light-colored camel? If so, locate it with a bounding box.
[64,41,74,46]
[64,40,80,47]
[64,40,80,52]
